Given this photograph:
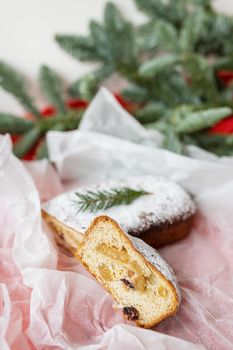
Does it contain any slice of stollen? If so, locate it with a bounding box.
[76,215,180,328]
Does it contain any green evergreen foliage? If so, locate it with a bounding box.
[139,55,179,77]
[69,65,114,99]
[121,85,152,103]
[0,61,41,118]
[177,107,232,133]
[163,128,184,154]
[38,110,83,132]
[75,187,150,212]
[55,35,99,61]
[134,102,167,124]
[13,127,41,158]
[56,0,233,156]
[138,20,179,52]
[35,140,49,160]
[39,65,66,113]
[0,113,34,134]
[1,0,233,159]
[0,60,84,159]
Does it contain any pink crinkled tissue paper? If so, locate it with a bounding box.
[1,90,233,350]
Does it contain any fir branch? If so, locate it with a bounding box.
[177,107,232,133]
[150,71,198,106]
[104,2,138,65]
[214,56,233,70]
[121,84,152,103]
[0,113,34,134]
[194,134,233,156]
[55,35,100,61]
[134,0,166,19]
[89,20,110,61]
[39,65,66,113]
[104,2,125,33]
[195,133,233,148]
[54,0,233,157]
[36,140,49,160]
[134,102,168,124]
[38,110,83,132]
[134,0,186,28]
[69,65,115,98]
[75,187,150,212]
[145,119,169,133]
[163,128,184,154]
[137,20,178,52]
[0,61,41,118]
[190,0,211,6]
[13,127,41,158]
[179,10,208,52]
[169,105,194,127]
[182,53,217,102]
[139,54,179,78]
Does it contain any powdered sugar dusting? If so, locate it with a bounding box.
[43,176,195,236]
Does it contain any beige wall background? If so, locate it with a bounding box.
[0,0,231,113]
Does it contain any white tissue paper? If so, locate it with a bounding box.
[1,87,233,349]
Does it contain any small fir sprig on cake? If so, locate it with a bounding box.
[75,187,150,212]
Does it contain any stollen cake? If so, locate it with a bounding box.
[42,175,195,253]
[76,215,181,328]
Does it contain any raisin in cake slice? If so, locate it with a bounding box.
[42,175,195,252]
[76,215,180,328]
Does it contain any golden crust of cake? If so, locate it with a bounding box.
[42,209,82,253]
[75,215,180,328]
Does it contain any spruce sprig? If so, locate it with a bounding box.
[0,60,41,119]
[0,59,85,160]
[39,65,66,113]
[75,187,150,212]
[55,0,233,157]
[0,113,34,134]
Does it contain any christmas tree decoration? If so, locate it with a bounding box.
[56,0,233,156]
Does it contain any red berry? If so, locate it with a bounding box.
[217,70,233,86]
[210,115,233,135]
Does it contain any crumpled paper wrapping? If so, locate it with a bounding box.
[1,88,233,349]
[0,138,205,350]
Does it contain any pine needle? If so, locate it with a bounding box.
[75,187,150,212]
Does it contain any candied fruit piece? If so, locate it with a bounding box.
[148,273,156,285]
[96,243,129,263]
[123,306,139,320]
[127,270,135,278]
[130,260,143,274]
[98,264,113,281]
[158,285,168,298]
[133,275,147,292]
